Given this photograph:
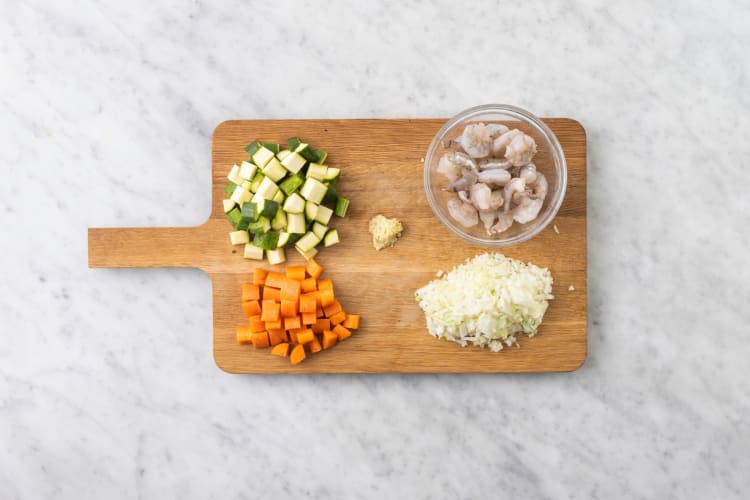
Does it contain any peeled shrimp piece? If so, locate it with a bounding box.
[478,209,497,233]
[437,153,462,182]
[459,123,492,158]
[486,123,510,140]
[488,190,504,210]
[518,163,537,184]
[478,169,511,187]
[469,183,493,210]
[512,196,543,223]
[491,129,522,157]
[447,198,479,227]
[479,158,511,171]
[490,212,514,234]
[503,177,526,212]
[505,133,538,167]
[530,172,548,200]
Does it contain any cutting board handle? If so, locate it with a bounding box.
[88,225,212,269]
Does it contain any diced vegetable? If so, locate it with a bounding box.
[276,149,291,161]
[263,142,280,154]
[323,167,340,182]
[335,197,349,217]
[311,222,328,240]
[243,243,264,260]
[279,174,304,195]
[271,343,290,356]
[286,212,306,234]
[323,229,340,247]
[247,217,271,234]
[304,200,318,221]
[224,182,238,196]
[256,176,279,200]
[290,344,306,364]
[306,163,328,180]
[228,164,243,184]
[253,268,267,285]
[252,146,276,168]
[299,177,327,204]
[223,199,236,214]
[306,258,324,279]
[281,152,306,174]
[283,192,306,214]
[295,232,320,253]
[239,161,257,180]
[253,231,280,250]
[229,230,250,245]
[262,157,287,182]
[314,205,333,225]
[266,247,286,265]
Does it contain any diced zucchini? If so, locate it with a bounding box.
[323,167,340,182]
[299,177,327,204]
[222,199,235,214]
[313,148,328,164]
[277,231,291,247]
[314,204,333,225]
[271,208,287,230]
[252,146,275,168]
[226,207,242,229]
[287,212,306,234]
[305,200,319,221]
[249,172,265,192]
[241,202,258,221]
[227,164,243,184]
[266,247,286,265]
[295,231,321,253]
[279,174,304,195]
[287,233,303,246]
[323,229,340,247]
[306,163,328,180]
[283,193,305,214]
[311,222,328,240]
[272,189,285,204]
[295,245,318,260]
[239,161,258,181]
[281,151,306,174]
[263,142,280,154]
[229,230,250,245]
[276,149,291,161]
[253,230,280,250]
[335,197,350,217]
[321,184,338,207]
[294,142,318,163]
[245,141,261,157]
[230,185,252,205]
[224,181,238,196]
[257,199,279,219]
[241,180,253,191]
[247,216,271,234]
[243,243,264,260]
[287,137,302,150]
[256,176,279,200]
[236,216,251,231]
[262,157,287,182]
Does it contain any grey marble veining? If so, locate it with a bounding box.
[2,0,750,498]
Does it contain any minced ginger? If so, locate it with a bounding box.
[368,214,403,250]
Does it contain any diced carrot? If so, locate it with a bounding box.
[306,257,324,279]
[342,314,360,330]
[299,294,317,314]
[329,310,346,325]
[306,290,322,306]
[264,271,286,289]
[280,278,301,301]
[271,343,289,357]
[261,300,280,322]
[290,344,306,364]
[332,324,351,341]
[236,326,254,345]
[252,331,270,348]
[242,284,260,302]
[300,277,317,293]
[253,268,267,286]
[268,328,287,346]
[284,315,301,331]
[317,278,333,292]
[288,328,306,343]
[249,315,265,333]
[262,286,281,302]
[301,312,317,325]
[322,330,338,349]
[308,337,322,353]
[319,289,335,307]
[280,299,299,318]
[323,300,342,318]
[311,317,330,334]
[316,304,323,318]
[296,329,315,344]
[265,319,283,330]
[285,265,306,281]
[242,300,261,317]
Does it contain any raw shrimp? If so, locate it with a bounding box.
[479,209,497,233]
[457,190,472,203]
[530,172,548,200]
[478,169,511,186]
[503,177,526,212]
[437,153,462,182]
[448,169,478,192]
[486,123,509,140]
[512,197,543,223]
[479,158,511,171]
[447,198,479,228]
[459,123,492,158]
[488,190,504,210]
[491,129,522,157]
[518,163,537,184]
[490,212,514,234]
[469,183,493,210]
[505,133,537,167]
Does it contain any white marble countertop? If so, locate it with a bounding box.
[2,1,749,498]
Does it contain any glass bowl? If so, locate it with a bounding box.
[423,104,567,247]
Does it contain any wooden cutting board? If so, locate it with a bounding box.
[88,118,587,373]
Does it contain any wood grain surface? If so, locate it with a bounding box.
[89,118,587,373]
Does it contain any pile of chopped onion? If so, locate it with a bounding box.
[415,253,554,351]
